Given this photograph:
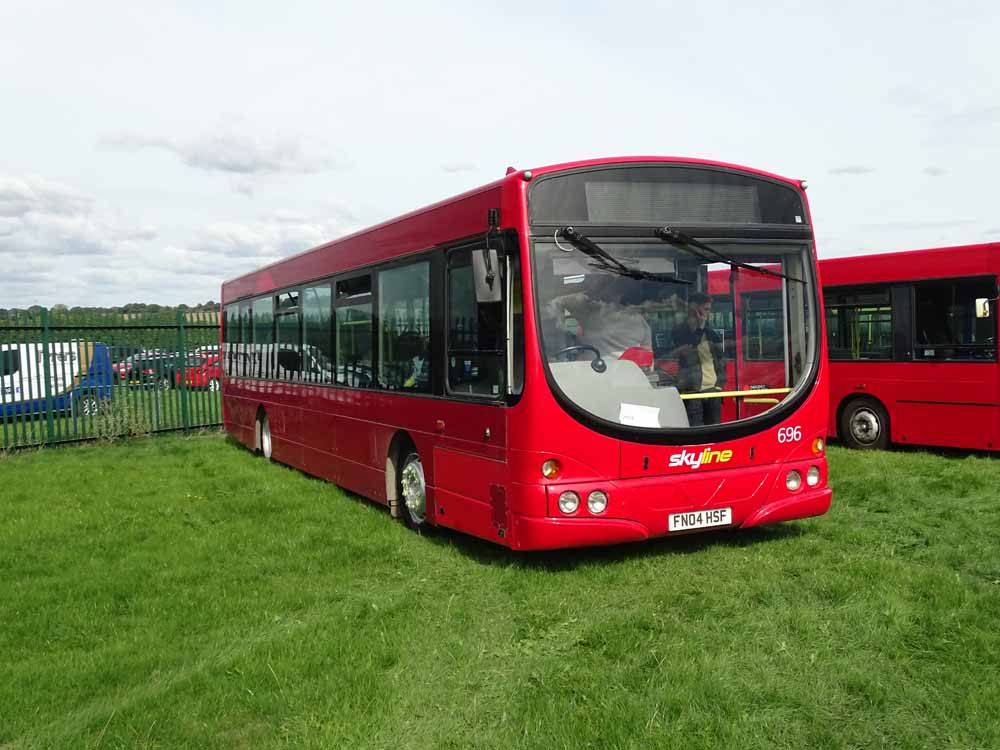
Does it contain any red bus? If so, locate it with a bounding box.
[220,156,831,550]
[821,242,1000,451]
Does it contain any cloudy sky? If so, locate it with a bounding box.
[2,1,998,308]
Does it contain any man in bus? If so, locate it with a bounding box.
[671,292,727,425]
[543,272,655,360]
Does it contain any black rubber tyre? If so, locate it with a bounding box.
[398,450,427,529]
[256,412,273,460]
[839,397,890,450]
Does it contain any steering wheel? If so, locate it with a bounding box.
[552,344,607,373]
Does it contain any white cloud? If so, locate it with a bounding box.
[0,175,155,258]
[100,130,343,177]
[828,165,877,176]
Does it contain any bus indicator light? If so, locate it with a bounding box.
[541,459,562,479]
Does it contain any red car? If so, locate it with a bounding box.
[176,353,221,391]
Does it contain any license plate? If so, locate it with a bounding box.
[668,507,732,532]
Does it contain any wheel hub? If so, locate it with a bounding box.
[401,459,426,523]
[850,409,881,444]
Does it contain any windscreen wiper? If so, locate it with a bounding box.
[653,227,804,284]
[558,226,692,284]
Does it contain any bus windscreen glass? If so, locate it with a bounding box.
[533,240,816,430]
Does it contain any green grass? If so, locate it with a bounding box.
[2,436,999,749]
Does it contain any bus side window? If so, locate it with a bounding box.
[303,284,333,384]
[378,262,431,392]
[447,247,504,397]
[252,296,275,379]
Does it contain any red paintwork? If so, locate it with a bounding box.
[177,354,222,389]
[221,156,831,550]
[821,242,1000,451]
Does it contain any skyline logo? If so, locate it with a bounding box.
[668,447,734,470]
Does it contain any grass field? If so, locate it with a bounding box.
[2,434,999,749]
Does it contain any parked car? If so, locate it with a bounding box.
[113,351,182,390]
[176,353,222,391]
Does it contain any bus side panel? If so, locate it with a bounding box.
[889,362,1000,450]
[894,402,1000,450]
[432,447,508,543]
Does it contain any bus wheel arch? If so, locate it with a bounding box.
[838,395,890,450]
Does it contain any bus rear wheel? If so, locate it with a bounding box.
[840,397,889,450]
[399,451,427,529]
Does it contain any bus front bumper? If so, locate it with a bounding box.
[507,466,832,551]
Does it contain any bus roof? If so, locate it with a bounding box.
[221,156,805,302]
[820,242,1000,287]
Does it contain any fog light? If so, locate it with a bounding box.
[812,437,825,454]
[557,491,580,514]
[541,459,562,479]
[807,466,821,486]
[786,470,802,491]
[587,490,608,514]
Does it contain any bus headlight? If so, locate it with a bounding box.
[806,466,821,486]
[786,470,802,492]
[587,490,608,514]
[557,491,580,514]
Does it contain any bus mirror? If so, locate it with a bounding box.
[976,298,990,318]
[473,248,502,304]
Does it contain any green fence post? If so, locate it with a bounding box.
[177,310,190,432]
[41,307,55,445]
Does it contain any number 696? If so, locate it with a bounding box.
[777,425,802,443]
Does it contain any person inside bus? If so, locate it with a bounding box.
[544,272,655,362]
[397,331,430,390]
[670,292,727,426]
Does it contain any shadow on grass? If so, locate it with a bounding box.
[225,433,811,571]
[414,516,808,571]
[828,437,998,461]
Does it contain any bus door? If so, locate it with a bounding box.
[430,242,514,542]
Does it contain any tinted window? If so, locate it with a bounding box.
[252,298,274,344]
[448,248,504,397]
[914,277,997,361]
[252,297,274,378]
[1,349,20,377]
[379,262,431,392]
[224,304,240,344]
[303,284,333,383]
[276,291,299,311]
[743,291,785,361]
[824,286,892,361]
[530,166,807,226]
[337,275,371,299]
[276,310,301,379]
[336,304,373,387]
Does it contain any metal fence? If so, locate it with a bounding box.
[0,309,221,450]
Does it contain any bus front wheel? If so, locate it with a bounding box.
[399,451,427,529]
[840,397,889,450]
[256,413,273,460]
